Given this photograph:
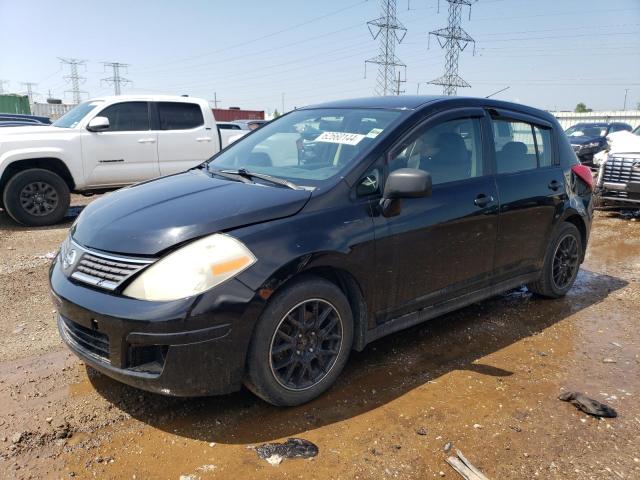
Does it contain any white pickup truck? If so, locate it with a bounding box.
[0,95,246,226]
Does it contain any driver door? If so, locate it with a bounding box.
[81,101,159,187]
[370,108,499,323]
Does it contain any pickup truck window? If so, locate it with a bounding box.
[157,102,204,130]
[98,102,150,131]
[53,101,103,128]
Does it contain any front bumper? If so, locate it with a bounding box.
[50,255,264,396]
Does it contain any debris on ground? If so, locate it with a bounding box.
[253,438,319,465]
[558,391,618,418]
[446,449,490,480]
[416,426,428,435]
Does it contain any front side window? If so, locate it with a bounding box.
[157,102,204,130]
[209,108,403,184]
[493,119,555,173]
[389,117,484,185]
[97,102,150,132]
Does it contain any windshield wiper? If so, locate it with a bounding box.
[207,167,252,184]
[220,168,301,190]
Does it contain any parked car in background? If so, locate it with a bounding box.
[0,95,235,226]
[595,125,640,206]
[216,121,248,147]
[50,96,593,406]
[0,113,51,127]
[232,119,268,130]
[565,122,632,166]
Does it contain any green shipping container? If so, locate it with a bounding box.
[0,94,31,114]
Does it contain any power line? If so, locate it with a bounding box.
[59,58,88,104]
[427,0,477,96]
[101,62,131,95]
[365,0,407,96]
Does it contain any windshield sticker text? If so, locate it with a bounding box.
[314,131,366,146]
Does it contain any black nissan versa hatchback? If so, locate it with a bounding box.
[50,96,594,406]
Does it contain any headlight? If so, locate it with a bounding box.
[123,233,256,301]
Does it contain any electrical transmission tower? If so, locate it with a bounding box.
[427,0,477,96]
[21,82,39,103]
[102,62,131,96]
[365,0,407,96]
[59,58,87,104]
[0,79,9,94]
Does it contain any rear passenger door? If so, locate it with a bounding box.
[489,110,565,282]
[154,102,218,176]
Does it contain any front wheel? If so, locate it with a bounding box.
[528,222,583,298]
[244,276,353,406]
[2,169,70,226]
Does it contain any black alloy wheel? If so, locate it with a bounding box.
[551,234,580,290]
[269,299,343,391]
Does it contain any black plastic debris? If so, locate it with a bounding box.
[559,391,618,418]
[255,438,318,461]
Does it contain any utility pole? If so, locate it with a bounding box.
[101,62,131,95]
[395,70,406,95]
[0,79,8,95]
[59,58,87,104]
[623,88,629,111]
[21,82,39,103]
[427,0,477,96]
[281,92,285,114]
[212,92,221,108]
[365,0,407,96]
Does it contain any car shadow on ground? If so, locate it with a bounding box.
[88,268,626,445]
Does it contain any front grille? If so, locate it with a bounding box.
[603,156,640,184]
[60,315,110,362]
[67,240,154,291]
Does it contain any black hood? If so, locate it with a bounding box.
[72,169,312,255]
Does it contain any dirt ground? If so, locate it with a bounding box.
[0,196,639,480]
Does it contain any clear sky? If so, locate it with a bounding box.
[1,0,639,114]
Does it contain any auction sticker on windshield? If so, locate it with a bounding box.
[315,131,366,146]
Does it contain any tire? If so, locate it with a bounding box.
[527,222,582,298]
[244,275,354,406]
[2,169,70,226]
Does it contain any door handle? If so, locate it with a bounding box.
[474,194,494,208]
[548,180,561,191]
[196,137,212,142]
[138,138,156,144]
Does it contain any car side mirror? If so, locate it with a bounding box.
[380,168,432,217]
[87,116,110,132]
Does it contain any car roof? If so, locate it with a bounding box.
[299,95,557,123]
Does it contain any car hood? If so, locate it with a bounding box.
[568,135,603,145]
[0,125,63,137]
[72,169,312,256]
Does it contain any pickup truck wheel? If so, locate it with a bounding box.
[3,169,70,226]
[244,275,353,406]
[528,222,582,298]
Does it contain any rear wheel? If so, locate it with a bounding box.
[528,222,582,298]
[2,169,70,226]
[244,276,353,406]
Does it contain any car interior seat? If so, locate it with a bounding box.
[420,132,471,183]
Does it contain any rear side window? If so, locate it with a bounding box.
[157,102,204,130]
[98,102,150,131]
[492,119,553,173]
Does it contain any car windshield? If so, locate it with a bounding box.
[565,124,607,138]
[208,108,403,185]
[52,101,103,128]
[634,126,640,136]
